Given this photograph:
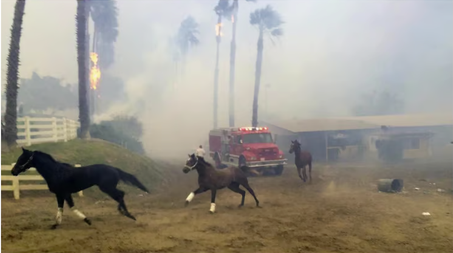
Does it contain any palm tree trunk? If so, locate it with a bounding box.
[251,29,264,127]
[213,15,222,129]
[228,0,238,127]
[77,0,91,139]
[4,0,26,148]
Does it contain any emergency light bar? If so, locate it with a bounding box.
[238,127,268,131]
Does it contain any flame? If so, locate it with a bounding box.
[90,52,101,90]
[215,23,223,37]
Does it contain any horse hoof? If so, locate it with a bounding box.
[84,218,92,225]
[50,224,58,230]
[238,204,244,208]
[185,201,189,207]
[209,211,215,214]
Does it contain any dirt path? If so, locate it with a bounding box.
[2,162,453,253]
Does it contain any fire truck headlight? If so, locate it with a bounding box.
[279,155,283,159]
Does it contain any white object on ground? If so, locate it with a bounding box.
[422,212,431,216]
[414,188,420,191]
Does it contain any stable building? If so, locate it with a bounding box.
[261,112,453,162]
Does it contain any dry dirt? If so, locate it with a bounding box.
[2,161,453,253]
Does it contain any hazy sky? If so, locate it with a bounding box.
[2,0,452,156]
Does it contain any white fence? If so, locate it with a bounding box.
[17,116,79,146]
[1,164,84,200]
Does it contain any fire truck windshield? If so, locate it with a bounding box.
[242,133,273,144]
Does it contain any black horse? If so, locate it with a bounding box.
[183,154,259,213]
[11,148,149,229]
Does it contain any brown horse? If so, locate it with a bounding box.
[182,154,260,213]
[289,140,313,183]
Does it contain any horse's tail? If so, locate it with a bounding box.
[116,168,149,193]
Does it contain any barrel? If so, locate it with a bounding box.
[377,179,403,193]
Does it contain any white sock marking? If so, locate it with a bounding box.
[210,203,216,213]
[71,207,86,219]
[186,192,195,202]
[56,208,63,224]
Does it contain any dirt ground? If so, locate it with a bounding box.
[2,160,453,253]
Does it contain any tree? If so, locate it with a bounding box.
[213,0,231,129]
[175,16,200,77]
[228,0,256,127]
[90,0,119,69]
[352,90,404,116]
[18,73,77,112]
[249,5,283,127]
[4,0,26,147]
[76,0,90,139]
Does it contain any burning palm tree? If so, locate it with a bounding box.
[213,0,231,129]
[4,0,26,147]
[89,0,118,116]
[250,5,283,127]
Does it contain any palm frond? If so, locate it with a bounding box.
[214,0,233,18]
[250,5,284,36]
[270,27,283,37]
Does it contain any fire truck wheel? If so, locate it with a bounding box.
[274,165,284,176]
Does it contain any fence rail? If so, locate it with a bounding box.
[16,116,79,146]
[1,164,83,200]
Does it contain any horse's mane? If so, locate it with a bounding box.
[35,151,58,162]
[197,156,214,168]
[34,151,73,167]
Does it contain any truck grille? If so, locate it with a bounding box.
[258,148,278,158]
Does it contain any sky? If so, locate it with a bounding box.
[1,0,452,157]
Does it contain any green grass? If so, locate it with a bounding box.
[2,139,167,198]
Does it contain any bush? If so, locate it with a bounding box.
[90,115,145,154]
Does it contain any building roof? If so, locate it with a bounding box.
[335,113,453,128]
[263,118,379,133]
[262,112,452,133]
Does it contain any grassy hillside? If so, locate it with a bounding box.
[2,139,167,198]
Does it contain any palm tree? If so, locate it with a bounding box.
[76,0,90,139]
[228,0,256,127]
[213,0,231,129]
[90,0,119,69]
[4,0,26,147]
[250,5,283,127]
[175,16,200,77]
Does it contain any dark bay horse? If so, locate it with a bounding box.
[11,148,149,229]
[289,140,313,183]
[183,154,259,213]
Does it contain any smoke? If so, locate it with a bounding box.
[1,0,452,158]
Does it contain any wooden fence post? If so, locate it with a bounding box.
[63,118,68,142]
[11,163,20,199]
[52,117,57,142]
[24,116,31,146]
[75,164,84,197]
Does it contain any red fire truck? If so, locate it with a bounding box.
[208,126,287,176]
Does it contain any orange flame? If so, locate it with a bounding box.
[215,23,223,37]
[90,52,101,90]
